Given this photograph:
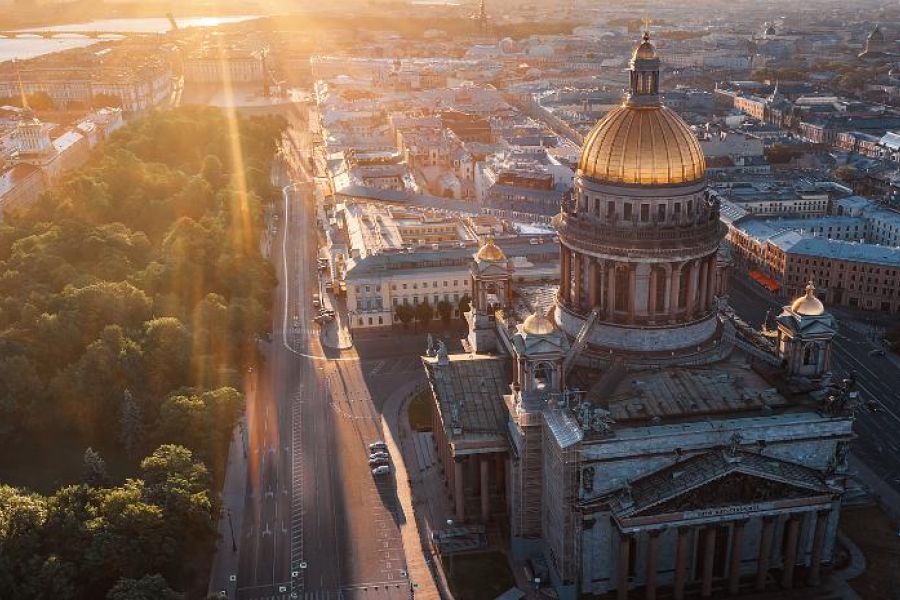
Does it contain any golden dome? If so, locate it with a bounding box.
[790,282,825,316]
[476,237,506,262]
[522,309,556,335]
[578,104,707,186]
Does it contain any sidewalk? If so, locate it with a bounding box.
[207,420,248,599]
[849,454,900,522]
[321,286,353,351]
[382,379,450,600]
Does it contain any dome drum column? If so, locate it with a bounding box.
[559,247,571,304]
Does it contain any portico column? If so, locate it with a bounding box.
[627,265,636,323]
[701,526,716,598]
[589,259,599,307]
[648,268,658,318]
[756,517,775,591]
[707,256,717,308]
[669,264,681,321]
[454,458,465,521]
[559,248,569,301]
[617,533,631,600]
[781,516,800,590]
[808,511,829,586]
[698,259,709,317]
[728,520,746,595]
[480,457,490,522]
[645,531,660,600]
[673,527,690,600]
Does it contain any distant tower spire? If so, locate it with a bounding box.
[14,60,29,112]
[475,0,489,32]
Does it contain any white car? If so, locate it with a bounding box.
[368,441,388,452]
[372,465,391,476]
[369,451,390,461]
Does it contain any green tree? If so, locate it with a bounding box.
[120,389,144,460]
[93,93,123,109]
[82,448,110,487]
[415,301,434,331]
[394,303,415,328]
[141,317,191,396]
[436,300,453,324]
[458,294,471,317]
[107,574,183,600]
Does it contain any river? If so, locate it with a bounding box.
[0,15,260,64]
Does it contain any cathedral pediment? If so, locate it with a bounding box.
[609,450,837,522]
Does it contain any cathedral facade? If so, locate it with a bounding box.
[422,33,856,600]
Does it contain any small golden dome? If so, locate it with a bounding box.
[522,309,556,335]
[790,282,825,316]
[579,105,707,186]
[632,31,657,60]
[476,237,506,262]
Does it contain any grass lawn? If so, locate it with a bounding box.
[408,390,433,432]
[0,428,135,494]
[445,551,516,600]
[841,506,900,598]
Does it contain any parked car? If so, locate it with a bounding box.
[368,441,388,452]
[368,457,389,467]
[868,348,886,357]
[371,465,391,476]
[369,451,390,461]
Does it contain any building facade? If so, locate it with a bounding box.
[423,34,856,600]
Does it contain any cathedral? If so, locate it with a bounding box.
[422,32,857,600]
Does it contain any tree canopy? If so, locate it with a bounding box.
[0,106,284,597]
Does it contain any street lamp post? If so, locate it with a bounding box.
[446,519,454,581]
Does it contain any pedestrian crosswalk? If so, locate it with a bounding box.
[238,583,410,600]
[363,357,423,377]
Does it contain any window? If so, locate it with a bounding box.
[607,200,615,218]
[640,204,649,222]
[443,281,448,287]
[365,285,370,293]
[453,280,459,286]
[657,204,666,221]
[422,282,427,288]
[623,203,632,220]
[674,202,682,216]
[402,283,408,290]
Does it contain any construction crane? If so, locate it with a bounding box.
[166,13,178,32]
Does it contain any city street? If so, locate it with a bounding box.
[727,273,900,497]
[233,165,410,599]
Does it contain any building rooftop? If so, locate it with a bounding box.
[785,237,900,267]
[422,353,511,451]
